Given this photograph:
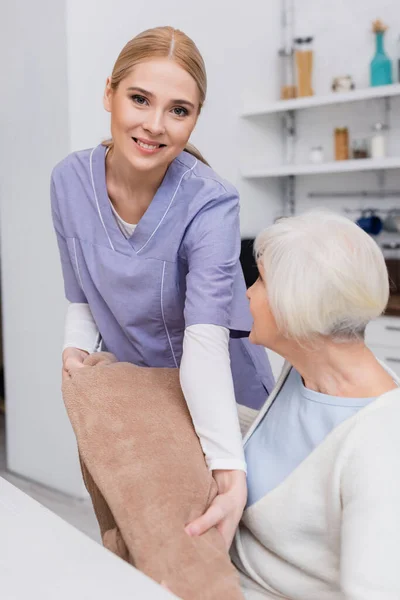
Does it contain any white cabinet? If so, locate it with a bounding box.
[366,315,400,377]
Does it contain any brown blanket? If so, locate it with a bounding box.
[62,352,244,600]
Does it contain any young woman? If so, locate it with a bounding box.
[51,26,274,545]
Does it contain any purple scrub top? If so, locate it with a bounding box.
[51,144,274,409]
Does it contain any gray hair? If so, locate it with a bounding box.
[254,210,389,342]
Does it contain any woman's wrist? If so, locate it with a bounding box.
[62,347,90,360]
[212,469,247,505]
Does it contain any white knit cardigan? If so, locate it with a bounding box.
[233,362,400,600]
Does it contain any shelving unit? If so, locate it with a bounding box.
[240,84,400,214]
[241,83,400,117]
[242,156,400,179]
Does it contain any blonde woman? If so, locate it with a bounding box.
[51,27,273,548]
[228,210,400,599]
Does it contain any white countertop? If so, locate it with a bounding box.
[0,476,177,599]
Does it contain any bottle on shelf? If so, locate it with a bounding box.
[279,47,297,100]
[334,127,350,161]
[370,19,393,87]
[295,37,314,97]
[370,122,387,158]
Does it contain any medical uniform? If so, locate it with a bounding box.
[51,144,274,468]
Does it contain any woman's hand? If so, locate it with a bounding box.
[185,469,247,549]
[62,347,89,381]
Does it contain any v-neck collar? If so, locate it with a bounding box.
[243,359,400,447]
[89,144,197,254]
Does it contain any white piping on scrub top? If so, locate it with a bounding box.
[160,261,178,368]
[136,159,197,254]
[89,147,115,252]
[72,238,85,292]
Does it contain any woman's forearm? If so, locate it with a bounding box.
[180,324,246,472]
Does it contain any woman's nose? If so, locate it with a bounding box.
[143,110,166,136]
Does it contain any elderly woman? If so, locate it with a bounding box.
[227,210,400,599]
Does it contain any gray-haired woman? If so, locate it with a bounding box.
[227,210,400,599]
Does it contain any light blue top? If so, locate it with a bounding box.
[245,367,376,507]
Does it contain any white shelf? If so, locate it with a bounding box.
[242,156,400,179]
[241,83,400,117]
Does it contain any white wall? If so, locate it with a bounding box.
[0,0,86,497]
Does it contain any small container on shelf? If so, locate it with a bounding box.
[309,146,324,163]
[334,127,350,161]
[352,139,369,159]
[370,122,387,158]
[331,75,355,93]
[295,37,314,97]
[279,47,297,100]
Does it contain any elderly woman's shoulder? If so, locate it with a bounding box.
[343,387,400,457]
[336,388,400,503]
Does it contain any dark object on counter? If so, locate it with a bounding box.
[386,259,400,294]
[382,242,400,250]
[383,209,400,233]
[240,238,258,288]
[385,293,400,316]
[356,210,383,236]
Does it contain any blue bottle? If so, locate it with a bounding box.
[370,30,393,87]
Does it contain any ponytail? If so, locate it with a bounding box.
[184,142,209,166]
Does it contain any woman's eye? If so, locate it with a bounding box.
[172,106,188,117]
[132,95,148,106]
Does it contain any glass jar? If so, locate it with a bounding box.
[352,139,369,159]
[279,48,297,100]
[295,37,314,97]
[334,127,349,161]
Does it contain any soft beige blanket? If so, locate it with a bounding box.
[62,352,244,599]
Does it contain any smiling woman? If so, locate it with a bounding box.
[103,27,208,172]
[103,59,201,204]
[50,25,274,597]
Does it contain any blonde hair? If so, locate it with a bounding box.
[255,210,389,342]
[103,26,208,165]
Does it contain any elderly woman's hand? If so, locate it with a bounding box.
[185,469,247,549]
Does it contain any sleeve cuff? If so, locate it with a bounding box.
[207,458,247,473]
[64,303,100,354]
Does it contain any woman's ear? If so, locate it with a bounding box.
[103,77,113,113]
